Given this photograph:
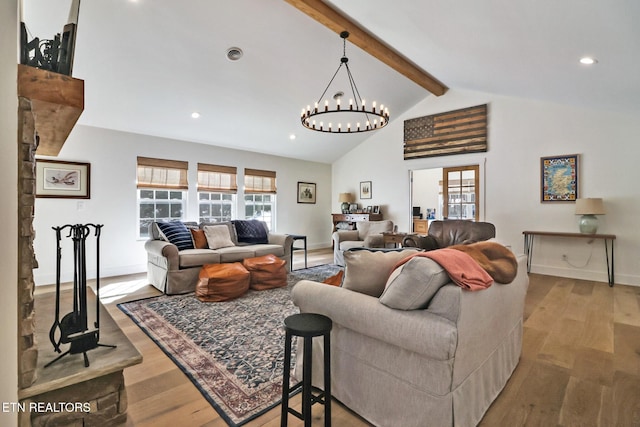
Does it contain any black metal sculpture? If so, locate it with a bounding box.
[46,224,115,368]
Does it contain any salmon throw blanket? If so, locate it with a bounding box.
[449,241,518,284]
[393,241,518,291]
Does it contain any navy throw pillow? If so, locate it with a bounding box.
[232,220,269,244]
[156,221,194,251]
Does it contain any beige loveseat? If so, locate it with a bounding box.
[145,220,292,294]
[332,220,394,266]
[291,245,528,427]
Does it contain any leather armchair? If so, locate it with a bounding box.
[403,220,496,250]
[333,220,394,265]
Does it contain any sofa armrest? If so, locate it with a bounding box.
[292,281,457,361]
[332,230,359,246]
[144,239,179,270]
[449,254,529,386]
[268,233,293,257]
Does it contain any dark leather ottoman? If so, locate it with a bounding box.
[242,254,287,290]
[196,262,250,302]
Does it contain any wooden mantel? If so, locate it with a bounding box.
[17,64,84,156]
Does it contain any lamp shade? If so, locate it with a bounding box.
[339,193,354,203]
[575,198,605,215]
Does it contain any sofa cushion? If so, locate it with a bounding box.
[190,228,208,249]
[380,257,450,310]
[203,224,235,249]
[178,249,221,268]
[342,249,419,297]
[253,244,285,258]
[216,246,257,263]
[232,219,269,244]
[156,221,194,251]
[356,220,394,240]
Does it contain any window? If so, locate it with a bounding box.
[442,165,479,221]
[137,157,188,238]
[244,168,276,230]
[197,163,237,223]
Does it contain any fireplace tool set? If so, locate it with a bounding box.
[46,223,116,368]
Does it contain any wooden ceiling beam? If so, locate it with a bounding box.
[284,0,448,96]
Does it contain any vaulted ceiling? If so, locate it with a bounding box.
[24,0,640,163]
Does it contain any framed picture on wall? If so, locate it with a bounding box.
[540,154,578,202]
[35,159,90,199]
[360,181,372,199]
[297,181,316,204]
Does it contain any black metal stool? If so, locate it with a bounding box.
[281,313,332,427]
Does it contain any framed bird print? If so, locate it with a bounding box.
[35,159,91,198]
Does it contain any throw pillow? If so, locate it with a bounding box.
[341,249,419,297]
[232,219,269,244]
[203,225,235,249]
[190,228,208,249]
[379,257,450,310]
[156,221,194,251]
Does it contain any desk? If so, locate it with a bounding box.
[289,234,307,270]
[522,231,616,286]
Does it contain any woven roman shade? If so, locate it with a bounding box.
[197,163,238,193]
[137,156,188,190]
[244,168,277,194]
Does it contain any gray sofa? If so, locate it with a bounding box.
[291,246,528,427]
[145,220,292,294]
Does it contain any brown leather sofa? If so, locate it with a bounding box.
[403,220,496,250]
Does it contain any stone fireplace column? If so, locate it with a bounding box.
[17,97,39,390]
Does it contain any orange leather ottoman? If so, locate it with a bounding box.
[196,262,250,302]
[242,254,287,290]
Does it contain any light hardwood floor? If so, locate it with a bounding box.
[94,248,640,426]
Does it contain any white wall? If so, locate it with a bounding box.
[33,125,332,285]
[412,168,442,220]
[1,0,18,424]
[333,89,640,286]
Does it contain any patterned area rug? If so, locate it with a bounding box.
[118,264,342,426]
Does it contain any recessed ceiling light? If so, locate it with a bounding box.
[226,47,243,61]
[191,112,201,119]
[579,57,598,65]
[289,134,296,141]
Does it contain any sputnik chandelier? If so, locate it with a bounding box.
[300,31,390,134]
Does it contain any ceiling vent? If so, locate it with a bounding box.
[226,47,243,61]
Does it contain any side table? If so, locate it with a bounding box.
[382,232,413,248]
[289,234,307,270]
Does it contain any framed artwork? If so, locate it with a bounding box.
[349,203,358,212]
[36,159,90,199]
[360,181,372,199]
[540,154,578,202]
[372,205,380,214]
[297,181,316,204]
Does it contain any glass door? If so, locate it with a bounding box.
[443,165,479,221]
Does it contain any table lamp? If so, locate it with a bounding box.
[339,193,353,213]
[575,198,605,234]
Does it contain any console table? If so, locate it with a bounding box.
[332,213,383,232]
[522,231,616,286]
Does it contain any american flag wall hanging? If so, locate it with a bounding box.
[403,104,488,159]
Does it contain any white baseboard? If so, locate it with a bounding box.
[529,264,639,287]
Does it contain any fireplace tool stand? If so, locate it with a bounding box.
[46,223,116,368]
